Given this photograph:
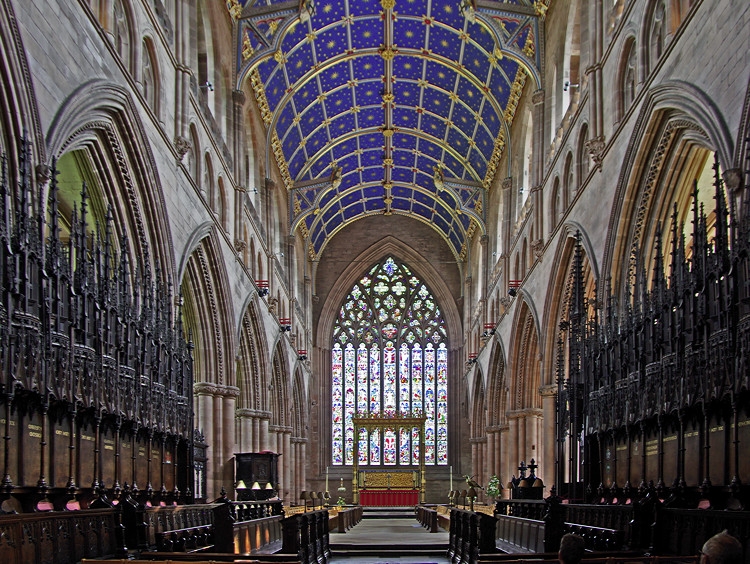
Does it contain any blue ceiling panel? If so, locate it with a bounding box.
[449,230,461,250]
[413,190,433,206]
[392,132,417,151]
[393,106,419,130]
[445,128,468,155]
[364,198,385,212]
[451,102,476,135]
[474,126,494,159]
[355,82,383,108]
[340,189,362,208]
[286,42,315,85]
[265,71,287,109]
[420,113,447,140]
[392,198,411,211]
[322,201,341,223]
[352,57,380,81]
[349,18,383,48]
[433,215,450,234]
[428,25,462,62]
[363,184,382,198]
[390,168,414,185]
[343,201,365,220]
[412,201,432,218]
[319,63,348,91]
[423,87,451,114]
[455,76,483,113]
[395,17,426,47]
[392,184,411,198]
[423,60,453,91]
[393,55,423,82]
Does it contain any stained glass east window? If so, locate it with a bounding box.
[331,257,448,465]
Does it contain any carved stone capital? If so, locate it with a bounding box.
[194,381,240,398]
[531,238,544,260]
[500,296,512,310]
[232,89,246,106]
[502,177,513,191]
[174,135,191,160]
[724,168,744,193]
[36,164,52,185]
[480,234,489,245]
[532,89,545,105]
[234,238,247,252]
[586,135,606,169]
[539,384,557,398]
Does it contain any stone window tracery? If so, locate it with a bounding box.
[113,0,131,70]
[331,257,448,466]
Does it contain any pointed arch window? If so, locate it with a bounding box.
[113,0,131,70]
[332,257,448,466]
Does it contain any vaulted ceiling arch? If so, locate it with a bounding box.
[230,0,545,264]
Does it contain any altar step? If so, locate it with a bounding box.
[362,507,416,518]
[330,543,449,559]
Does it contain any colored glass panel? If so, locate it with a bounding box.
[384,429,397,465]
[332,344,343,465]
[345,344,356,465]
[399,427,410,464]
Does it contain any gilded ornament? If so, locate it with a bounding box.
[226,0,242,20]
[380,0,396,11]
[379,46,397,61]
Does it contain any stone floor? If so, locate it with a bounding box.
[329,514,450,564]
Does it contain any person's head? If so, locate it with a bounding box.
[700,530,743,564]
[558,533,586,564]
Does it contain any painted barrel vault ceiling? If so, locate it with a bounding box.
[231,0,544,263]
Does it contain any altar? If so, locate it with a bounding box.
[351,413,426,506]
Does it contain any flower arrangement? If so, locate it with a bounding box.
[337,496,347,505]
[486,475,501,499]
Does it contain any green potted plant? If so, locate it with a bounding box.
[486,475,501,501]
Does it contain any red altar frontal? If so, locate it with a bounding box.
[359,489,419,506]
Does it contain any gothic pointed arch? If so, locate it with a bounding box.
[236,295,269,411]
[486,340,508,428]
[45,79,176,278]
[270,340,291,427]
[317,235,461,347]
[179,227,236,388]
[543,226,597,392]
[603,81,735,297]
[0,0,45,177]
[508,296,542,412]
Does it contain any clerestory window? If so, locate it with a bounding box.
[331,257,448,466]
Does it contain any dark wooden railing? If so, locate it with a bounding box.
[145,503,219,551]
[281,508,330,564]
[212,500,284,555]
[416,505,440,532]
[0,507,124,564]
[448,508,498,564]
[329,505,363,533]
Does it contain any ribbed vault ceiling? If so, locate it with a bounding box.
[234,0,543,262]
